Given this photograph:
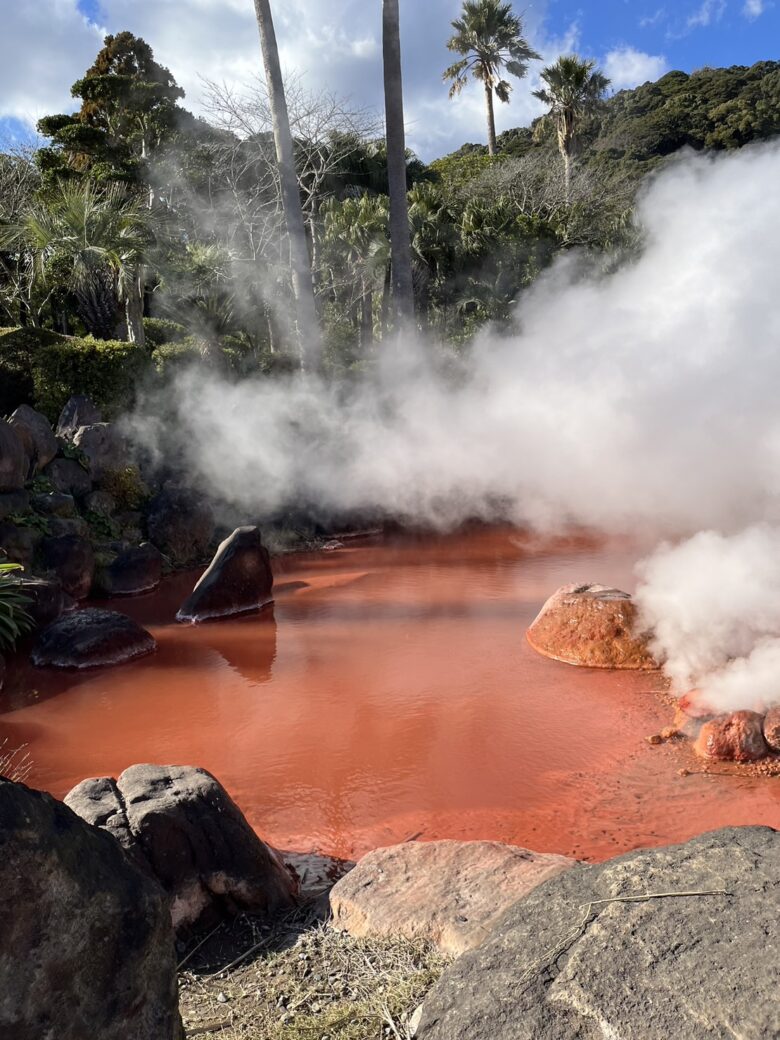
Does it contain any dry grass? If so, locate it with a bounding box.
[0,741,32,784]
[178,908,449,1040]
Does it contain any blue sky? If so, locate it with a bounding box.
[1,0,777,160]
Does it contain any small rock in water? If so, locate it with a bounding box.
[32,608,156,669]
[694,710,769,762]
[176,526,273,623]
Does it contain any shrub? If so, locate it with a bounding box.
[142,317,188,349]
[98,464,148,510]
[0,327,63,415]
[151,337,203,378]
[0,559,34,652]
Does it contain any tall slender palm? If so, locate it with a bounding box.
[0,181,160,345]
[443,0,540,156]
[533,55,610,202]
[382,0,415,328]
[252,0,322,370]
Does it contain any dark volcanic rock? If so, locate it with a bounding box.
[20,577,65,628]
[527,583,658,669]
[0,419,26,492]
[95,543,163,596]
[66,764,298,932]
[73,422,124,480]
[42,457,92,498]
[147,483,214,567]
[177,526,273,623]
[8,404,57,473]
[0,522,42,568]
[0,778,182,1040]
[694,710,769,762]
[417,826,780,1040]
[31,491,76,517]
[84,489,116,516]
[0,490,29,521]
[32,608,156,669]
[56,394,102,440]
[39,533,94,599]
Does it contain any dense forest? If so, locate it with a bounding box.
[1,28,779,420]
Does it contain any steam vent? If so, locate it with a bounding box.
[527,583,658,670]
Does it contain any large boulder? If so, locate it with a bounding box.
[0,419,26,492]
[147,484,215,567]
[417,826,779,1040]
[8,404,57,473]
[527,583,658,669]
[764,706,780,752]
[694,710,769,762]
[42,458,92,499]
[0,490,29,521]
[95,543,163,597]
[66,764,298,932]
[31,491,76,517]
[56,394,102,440]
[177,526,273,623]
[0,778,182,1040]
[20,577,65,628]
[32,608,156,669]
[0,522,43,569]
[38,533,94,599]
[330,840,575,956]
[73,422,124,481]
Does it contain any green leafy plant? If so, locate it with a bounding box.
[0,561,34,652]
[7,512,51,535]
[98,465,148,511]
[26,474,55,494]
[84,510,120,540]
[60,442,91,470]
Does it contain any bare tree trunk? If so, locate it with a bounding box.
[382,0,415,329]
[360,282,374,349]
[484,81,497,157]
[124,269,146,348]
[252,0,322,371]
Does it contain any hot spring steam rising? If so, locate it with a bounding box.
[132,141,780,714]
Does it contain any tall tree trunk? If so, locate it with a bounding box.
[360,283,374,349]
[252,0,322,371]
[382,0,415,329]
[124,268,145,348]
[484,81,497,156]
[380,261,392,337]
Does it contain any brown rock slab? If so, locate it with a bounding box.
[329,840,576,956]
[694,710,770,762]
[0,778,182,1040]
[66,764,298,933]
[527,582,658,669]
[8,404,57,473]
[177,526,273,623]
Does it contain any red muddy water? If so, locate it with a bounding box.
[2,527,778,861]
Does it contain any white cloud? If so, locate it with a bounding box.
[742,0,768,19]
[639,8,667,28]
[603,46,669,91]
[686,0,727,29]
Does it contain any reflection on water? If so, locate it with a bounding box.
[3,526,778,861]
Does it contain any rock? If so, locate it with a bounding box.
[694,710,770,762]
[32,608,156,669]
[39,533,94,599]
[147,484,215,567]
[8,404,57,473]
[177,526,273,623]
[95,543,163,596]
[56,394,102,440]
[330,841,575,957]
[0,655,4,693]
[417,826,780,1040]
[764,707,780,752]
[0,778,182,1040]
[20,577,65,628]
[66,764,298,932]
[46,516,89,539]
[0,419,26,492]
[527,583,658,669]
[0,522,42,568]
[0,490,29,521]
[31,491,76,517]
[73,422,124,480]
[85,489,116,516]
[42,457,92,498]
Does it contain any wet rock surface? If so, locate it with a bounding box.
[147,483,215,567]
[694,710,770,762]
[527,583,658,669]
[418,826,780,1040]
[66,764,298,933]
[177,525,273,623]
[19,576,65,628]
[0,778,182,1040]
[8,404,58,473]
[330,840,575,956]
[95,543,163,596]
[0,419,26,492]
[38,533,95,599]
[32,608,156,668]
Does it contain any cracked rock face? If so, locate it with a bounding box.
[527,583,658,670]
[65,764,298,933]
[417,826,779,1040]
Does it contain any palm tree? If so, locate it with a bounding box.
[382,0,415,327]
[444,0,540,156]
[252,0,322,371]
[0,181,161,346]
[533,55,610,202]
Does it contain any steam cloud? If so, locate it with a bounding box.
[132,141,780,711]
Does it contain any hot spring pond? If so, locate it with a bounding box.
[2,527,778,862]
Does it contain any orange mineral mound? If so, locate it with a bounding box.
[694,711,770,763]
[527,583,658,670]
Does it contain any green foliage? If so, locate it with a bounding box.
[443,1,540,101]
[84,509,120,540]
[97,464,148,511]
[142,316,187,348]
[7,511,51,535]
[151,337,203,376]
[60,442,91,470]
[0,560,34,652]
